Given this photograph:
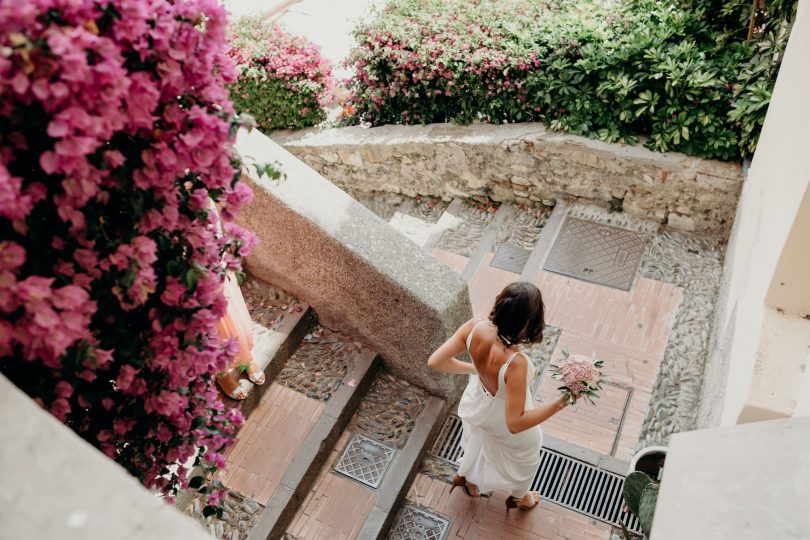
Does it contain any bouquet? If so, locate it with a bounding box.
[550,351,604,405]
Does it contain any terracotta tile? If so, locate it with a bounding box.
[433,248,470,275]
[223,383,325,503]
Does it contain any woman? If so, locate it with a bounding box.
[210,199,265,400]
[215,270,265,400]
[427,282,570,512]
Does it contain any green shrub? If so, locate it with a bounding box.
[227,17,334,130]
[346,0,797,160]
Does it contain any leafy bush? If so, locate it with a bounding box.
[0,0,258,508]
[227,17,334,130]
[346,0,797,159]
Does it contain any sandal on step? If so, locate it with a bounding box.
[217,374,251,400]
[505,492,540,514]
[246,362,265,385]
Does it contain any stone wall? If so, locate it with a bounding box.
[272,123,745,235]
[234,127,473,399]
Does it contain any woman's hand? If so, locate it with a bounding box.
[505,366,572,434]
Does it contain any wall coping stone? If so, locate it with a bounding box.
[235,127,473,398]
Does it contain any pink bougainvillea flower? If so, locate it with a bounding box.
[0,0,253,505]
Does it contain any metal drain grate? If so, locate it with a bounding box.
[388,505,451,540]
[335,433,396,489]
[544,217,647,291]
[430,414,465,465]
[430,415,641,533]
[490,243,532,273]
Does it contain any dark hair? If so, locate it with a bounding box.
[488,282,545,346]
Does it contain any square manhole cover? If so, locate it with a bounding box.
[334,433,396,489]
[389,505,451,540]
[544,217,647,291]
[490,243,532,273]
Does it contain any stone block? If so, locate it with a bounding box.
[320,151,340,164]
[235,128,472,398]
[571,149,600,167]
[696,173,744,193]
[337,148,363,167]
[491,183,516,202]
[511,175,531,186]
[667,212,697,232]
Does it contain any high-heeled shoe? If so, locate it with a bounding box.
[449,475,480,498]
[505,492,540,514]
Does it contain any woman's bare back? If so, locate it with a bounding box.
[468,321,517,395]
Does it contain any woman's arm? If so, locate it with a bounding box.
[427,319,479,376]
[503,356,568,434]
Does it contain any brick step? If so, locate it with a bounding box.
[275,371,446,540]
[236,277,312,418]
[234,338,378,540]
[181,321,378,539]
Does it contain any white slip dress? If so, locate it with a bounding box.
[457,320,543,498]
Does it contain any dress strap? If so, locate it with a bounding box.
[465,319,487,352]
[498,351,526,388]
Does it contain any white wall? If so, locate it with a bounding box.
[0,375,209,540]
[652,416,810,539]
[698,0,810,427]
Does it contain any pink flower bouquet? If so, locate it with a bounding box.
[550,352,604,405]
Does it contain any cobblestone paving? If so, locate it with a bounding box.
[352,190,404,221]
[186,490,263,540]
[348,369,429,449]
[276,327,360,401]
[420,455,459,484]
[437,199,498,256]
[398,196,447,223]
[242,276,302,331]
[568,202,660,235]
[496,205,552,250]
[637,231,724,448]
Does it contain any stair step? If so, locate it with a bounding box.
[245,348,379,540]
[422,198,465,253]
[239,278,312,418]
[519,198,569,282]
[460,203,513,282]
[276,372,446,540]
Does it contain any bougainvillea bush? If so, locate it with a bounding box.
[227,17,334,131]
[0,0,257,511]
[346,0,797,160]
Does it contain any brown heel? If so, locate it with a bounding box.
[450,475,463,494]
[450,475,480,497]
[505,492,540,514]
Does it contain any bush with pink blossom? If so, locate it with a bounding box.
[0,0,259,513]
[227,17,334,131]
[346,0,797,160]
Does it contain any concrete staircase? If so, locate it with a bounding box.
[180,196,559,540]
[359,194,560,317]
[181,275,447,540]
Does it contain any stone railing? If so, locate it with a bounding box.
[234,128,473,398]
[272,123,745,235]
